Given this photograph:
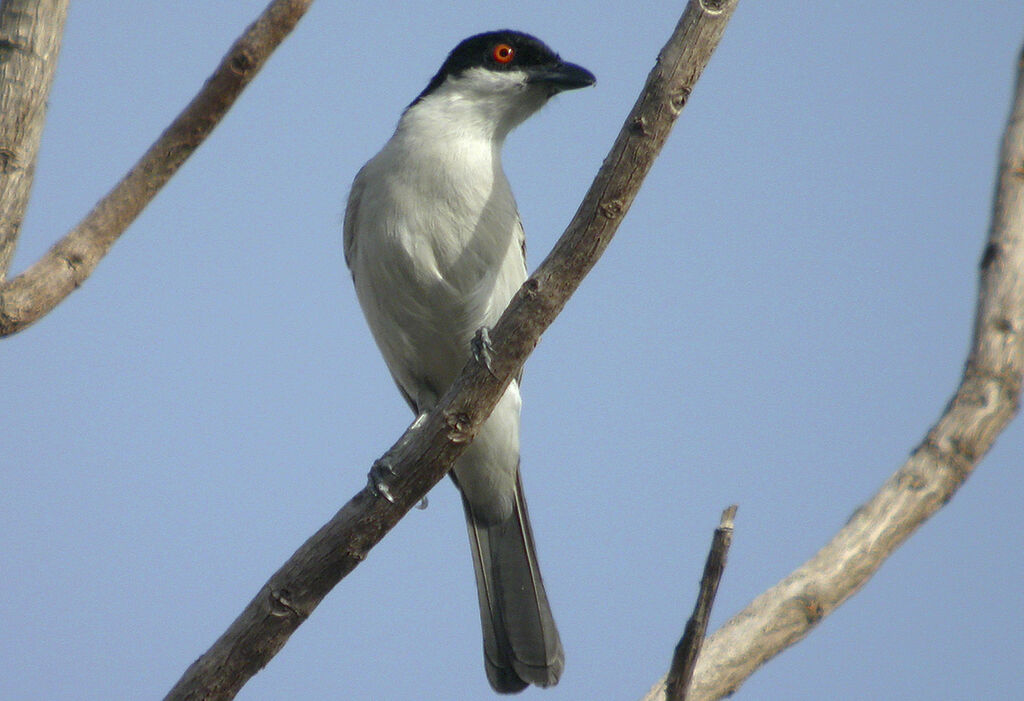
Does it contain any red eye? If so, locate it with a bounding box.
[492,43,515,64]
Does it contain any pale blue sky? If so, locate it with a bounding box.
[4,3,1023,699]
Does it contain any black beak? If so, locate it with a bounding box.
[527,60,596,92]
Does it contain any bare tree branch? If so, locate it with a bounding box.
[0,0,69,279]
[0,0,314,336]
[643,38,1024,701]
[666,505,736,701]
[164,1,739,699]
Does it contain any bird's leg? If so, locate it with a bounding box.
[472,326,498,378]
[366,411,430,503]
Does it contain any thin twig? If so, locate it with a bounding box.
[665,505,737,701]
[164,1,739,699]
[0,0,314,335]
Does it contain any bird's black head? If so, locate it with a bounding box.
[412,30,596,106]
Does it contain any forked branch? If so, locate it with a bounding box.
[643,36,1024,701]
[0,0,314,335]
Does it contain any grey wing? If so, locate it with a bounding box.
[342,169,367,271]
[516,214,527,270]
[514,215,527,386]
[342,168,419,414]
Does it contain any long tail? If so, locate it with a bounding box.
[461,470,564,693]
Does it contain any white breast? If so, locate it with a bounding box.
[345,105,526,410]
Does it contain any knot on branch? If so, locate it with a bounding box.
[989,315,1017,340]
[795,593,824,625]
[444,410,473,443]
[0,37,27,58]
[229,49,256,76]
[701,0,728,13]
[962,362,1022,407]
[980,242,1001,271]
[669,86,692,114]
[60,251,86,287]
[0,147,19,173]
[895,468,928,491]
[162,140,197,166]
[917,434,976,488]
[599,199,625,219]
[0,303,15,337]
[268,587,303,619]
[346,547,368,563]
[629,115,652,137]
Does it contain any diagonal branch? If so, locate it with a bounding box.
[0,0,69,279]
[0,0,314,336]
[665,505,736,701]
[163,1,739,699]
[643,36,1024,701]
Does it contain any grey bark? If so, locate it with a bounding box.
[0,0,68,279]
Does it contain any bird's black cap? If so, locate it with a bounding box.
[413,30,595,104]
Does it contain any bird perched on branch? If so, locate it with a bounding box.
[344,30,594,693]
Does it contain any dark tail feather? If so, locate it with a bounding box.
[461,471,563,693]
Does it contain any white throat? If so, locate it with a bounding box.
[399,67,549,145]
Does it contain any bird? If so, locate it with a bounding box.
[343,30,595,693]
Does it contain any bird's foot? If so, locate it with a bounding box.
[366,411,430,503]
[472,326,497,377]
[409,411,429,432]
[367,458,396,503]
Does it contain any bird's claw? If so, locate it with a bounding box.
[367,458,397,503]
[366,412,430,504]
[472,326,496,376]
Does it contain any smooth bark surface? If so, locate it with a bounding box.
[0,0,68,278]
[643,39,1024,701]
[164,1,739,699]
[0,0,313,335]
